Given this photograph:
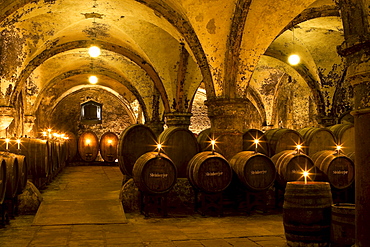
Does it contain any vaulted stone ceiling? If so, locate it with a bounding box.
[0,0,347,133]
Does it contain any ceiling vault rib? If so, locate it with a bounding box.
[175,44,190,112]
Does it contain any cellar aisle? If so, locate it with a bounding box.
[0,166,287,247]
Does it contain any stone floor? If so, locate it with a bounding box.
[0,166,287,247]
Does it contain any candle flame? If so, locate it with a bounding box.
[211,140,216,146]
[47,129,52,133]
[108,139,113,144]
[16,139,21,144]
[303,171,309,177]
[86,139,91,145]
[157,143,162,150]
[254,139,259,144]
[336,145,342,152]
[5,138,10,143]
[42,131,47,136]
[296,144,302,150]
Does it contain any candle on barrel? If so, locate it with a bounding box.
[296,144,302,154]
[303,170,309,184]
[16,139,21,150]
[48,128,52,139]
[336,145,342,155]
[157,143,162,156]
[254,139,259,153]
[5,138,10,150]
[107,139,113,155]
[211,139,216,154]
[42,131,47,138]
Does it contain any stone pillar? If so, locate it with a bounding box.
[205,98,253,160]
[145,120,164,137]
[0,106,15,137]
[164,112,192,129]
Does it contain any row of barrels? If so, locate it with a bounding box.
[0,138,71,189]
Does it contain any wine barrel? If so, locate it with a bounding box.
[11,154,27,194]
[230,151,276,191]
[158,127,200,178]
[297,127,337,156]
[328,124,355,155]
[132,152,177,194]
[271,150,316,188]
[264,128,303,156]
[0,158,6,204]
[311,151,354,190]
[196,128,211,151]
[283,181,332,246]
[118,124,157,176]
[0,153,19,199]
[100,131,119,163]
[242,129,269,155]
[65,132,78,162]
[187,151,232,193]
[78,131,99,162]
[27,139,49,179]
[331,203,355,247]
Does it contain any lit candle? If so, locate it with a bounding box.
[42,131,47,137]
[86,139,91,146]
[48,129,52,139]
[254,139,259,153]
[157,143,162,156]
[303,171,309,184]
[16,139,21,150]
[5,138,10,150]
[211,140,216,154]
[336,145,342,155]
[296,144,302,154]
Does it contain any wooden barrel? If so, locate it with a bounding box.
[158,127,200,178]
[297,127,337,156]
[0,158,6,204]
[328,124,355,155]
[65,132,78,162]
[27,139,49,179]
[196,128,211,151]
[78,131,99,162]
[283,181,332,246]
[12,154,27,194]
[264,128,303,156]
[187,151,232,193]
[118,124,157,176]
[311,151,354,190]
[331,203,355,247]
[100,131,119,163]
[1,153,19,199]
[271,150,316,188]
[242,129,269,155]
[132,152,177,194]
[230,151,276,191]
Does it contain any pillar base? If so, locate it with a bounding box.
[164,112,192,129]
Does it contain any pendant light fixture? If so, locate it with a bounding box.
[288,26,300,66]
[88,46,101,58]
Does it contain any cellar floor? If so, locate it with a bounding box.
[0,166,287,247]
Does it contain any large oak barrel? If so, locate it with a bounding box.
[100,131,119,163]
[264,128,303,156]
[78,131,99,162]
[0,158,6,204]
[196,128,211,151]
[187,151,232,193]
[243,129,269,155]
[283,181,332,246]
[230,151,276,191]
[331,203,355,247]
[297,127,337,156]
[27,139,49,179]
[1,153,19,199]
[118,124,157,176]
[65,132,78,162]
[311,151,354,190]
[328,124,355,155]
[132,152,177,194]
[271,150,316,188]
[10,154,27,194]
[158,127,200,178]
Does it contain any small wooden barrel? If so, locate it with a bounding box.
[100,131,119,163]
[230,151,276,191]
[283,181,332,246]
[196,128,211,151]
[331,203,355,247]
[311,151,354,190]
[242,129,269,155]
[78,131,99,162]
[0,158,6,204]
[118,124,157,176]
[264,128,303,156]
[1,153,20,199]
[328,124,355,155]
[298,127,337,156]
[271,150,316,188]
[187,151,232,193]
[158,127,200,178]
[132,152,177,194]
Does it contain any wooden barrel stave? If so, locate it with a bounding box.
[264,128,303,157]
[0,153,20,199]
[230,151,276,191]
[187,151,232,193]
[328,124,355,155]
[0,158,6,204]
[298,127,337,156]
[132,152,177,194]
[331,203,355,247]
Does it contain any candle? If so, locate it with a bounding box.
[211,140,216,154]
[5,138,10,150]
[336,145,342,155]
[48,129,52,139]
[296,144,302,154]
[157,143,162,156]
[254,139,259,153]
[16,139,21,150]
[303,171,309,184]
[42,131,47,138]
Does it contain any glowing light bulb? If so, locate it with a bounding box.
[89,75,98,84]
[88,46,101,58]
[288,54,300,65]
